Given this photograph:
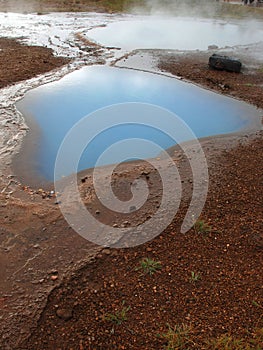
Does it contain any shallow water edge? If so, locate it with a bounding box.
[12,62,263,189]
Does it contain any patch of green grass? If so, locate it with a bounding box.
[250,327,263,349]
[189,271,201,283]
[135,257,162,275]
[161,324,194,350]
[206,334,248,350]
[103,301,130,325]
[206,330,263,350]
[194,219,211,234]
[160,326,263,350]
[252,300,263,310]
[244,83,254,87]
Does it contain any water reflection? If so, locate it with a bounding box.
[16,66,261,181]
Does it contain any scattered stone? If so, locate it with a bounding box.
[51,275,58,281]
[208,44,218,50]
[129,205,136,212]
[56,308,73,321]
[103,248,111,255]
[81,177,87,183]
[121,220,130,227]
[209,54,242,73]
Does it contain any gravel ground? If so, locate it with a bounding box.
[0,2,262,349]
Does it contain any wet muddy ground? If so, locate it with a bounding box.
[0,2,262,349]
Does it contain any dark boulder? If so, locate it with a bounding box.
[209,54,242,73]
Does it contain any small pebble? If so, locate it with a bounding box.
[103,248,111,255]
[56,308,73,321]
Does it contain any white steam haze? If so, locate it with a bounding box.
[131,0,263,20]
[128,0,263,47]
[0,0,41,13]
[131,0,224,17]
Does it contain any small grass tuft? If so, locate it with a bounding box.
[250,327,263,348]
[206,334,248,350]
[244,83,254,87]
[161,324,194,350]
[194,219,211,234]
[103,301,130,325]
[252,300,263,310]
[189,271,201,283]
[135,257,162,275]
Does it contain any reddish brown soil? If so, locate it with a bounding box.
[19,134,263,349]
[0,37,69,89]
[0,0,105,13]
[0,0,133,13]
[158,52,263,110]
[0,28,262,350]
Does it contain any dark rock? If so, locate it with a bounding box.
[129,205,136,212]
[208,45,218,50]
[209,54,242,73]
[81,176,88,183]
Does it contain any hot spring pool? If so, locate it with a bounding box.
[86,16,263,50]
[16,65,261,182]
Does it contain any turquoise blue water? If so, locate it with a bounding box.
[16,66,260,181]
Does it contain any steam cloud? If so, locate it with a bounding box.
[131,0,221,17]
